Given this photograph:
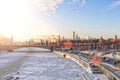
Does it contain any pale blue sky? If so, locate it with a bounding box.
[0,0,120,41]
[38,0,120,39]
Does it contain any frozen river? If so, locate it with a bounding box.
[0,47,108,80]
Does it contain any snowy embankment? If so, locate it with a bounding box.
[55,51,108,80]
[55,51,92,73]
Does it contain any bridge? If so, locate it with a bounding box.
[0,44,52,52]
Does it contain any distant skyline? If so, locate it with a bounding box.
[0,0,120,41]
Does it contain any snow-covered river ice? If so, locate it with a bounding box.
[0,47,108,80]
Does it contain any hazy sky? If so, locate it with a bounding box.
[0,0,120,41]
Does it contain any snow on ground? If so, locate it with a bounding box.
[0,47,50,68]
[2,51,85,80]
[0,52,24,68]
[0,47,109,80]
[94,74,109,80]
[80,50,105,56]
[103,53,120,61]
[0,47,38,68]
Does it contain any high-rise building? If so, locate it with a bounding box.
[62,36,64,40]
[58,35,61,42]
[73,31,75,40]
[115,35,117,40]
[76,34,78,40]
[113,35,118,43]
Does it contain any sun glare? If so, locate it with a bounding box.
[0,0,34,39]
[0,0,58,41]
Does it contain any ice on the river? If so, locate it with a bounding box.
[0,47,108,80]
[13,47,50,52]
[5,52,84,80]
[0,52,24,68]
